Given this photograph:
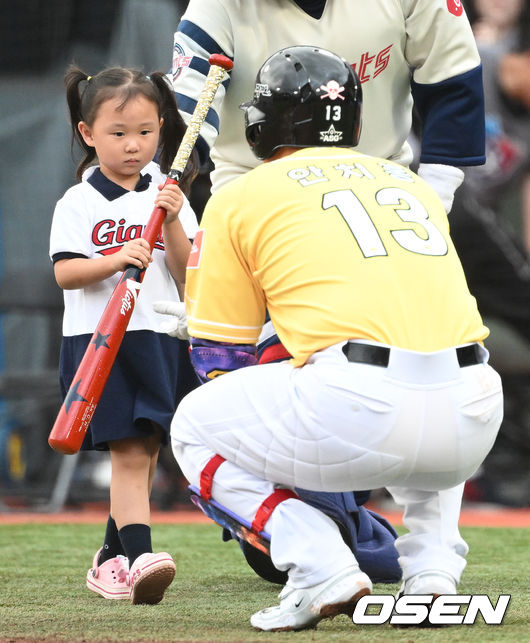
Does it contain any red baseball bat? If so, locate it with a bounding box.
[49,54,233,454]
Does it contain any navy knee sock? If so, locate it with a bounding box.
[99,515,125,564]
[118,523,152,566]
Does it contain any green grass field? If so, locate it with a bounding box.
[0,522,527,642]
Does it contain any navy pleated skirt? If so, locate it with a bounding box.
[59,330,199,450]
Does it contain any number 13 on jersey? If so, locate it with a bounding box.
[322,188,449,258]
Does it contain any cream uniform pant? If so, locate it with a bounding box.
[171,341,503,588]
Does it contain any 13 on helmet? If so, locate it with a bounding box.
[240,45,362,160]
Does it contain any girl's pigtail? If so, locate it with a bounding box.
[64,64,97,182]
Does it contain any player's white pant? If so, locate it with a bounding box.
[171,341,502,587]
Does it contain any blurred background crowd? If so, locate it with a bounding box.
[0,0,529,512]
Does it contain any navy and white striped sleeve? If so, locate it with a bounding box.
[172,19,233,165]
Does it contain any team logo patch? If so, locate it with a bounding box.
[172,42,192,81]
[320,80,345,100]
[187,229,204,269]
[320,124,343,143]
[446,0,463,16]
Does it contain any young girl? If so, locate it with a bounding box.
[49,65,199,604]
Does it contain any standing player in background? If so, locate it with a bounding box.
[49,66,199,604]
[170,46,503,631]
[165,0,486,583]
[172,0,485,209]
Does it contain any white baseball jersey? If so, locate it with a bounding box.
[49,163,198,337]
[173,0,483,190]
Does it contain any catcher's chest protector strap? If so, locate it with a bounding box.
[199,455,298,533]
[200,454,226,499]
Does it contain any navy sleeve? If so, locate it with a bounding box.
[52,252,88,264]
[412,65,486,167]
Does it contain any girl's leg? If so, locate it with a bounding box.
[89,432,159,580]
[109,431,160,529]
[109,430,175,604]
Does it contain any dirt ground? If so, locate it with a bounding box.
[2,503,530,527]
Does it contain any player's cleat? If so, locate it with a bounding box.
[86,548,130,599]
[250,565,372,631]
[128,552,176,605]
[397,569,457,598]
[393,569,457,628]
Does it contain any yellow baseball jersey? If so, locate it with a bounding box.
[185,148,488,366]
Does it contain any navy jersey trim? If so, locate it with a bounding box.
[87,167,152,201]
[184,56,231,91]
[188,55,212,77]
[52,251,88,264]
[177,19,227,57]
[293,0,327,19]
[412,65,486,166]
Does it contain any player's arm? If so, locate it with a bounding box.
[172,0,233,165]
[151,178,265,384]
[152,301,259,382]
[411,68,485,168]
[189,337,258,383]
[185,182,265,381]
[404,0,486,211]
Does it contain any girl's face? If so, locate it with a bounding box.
[474,0,524,30]
[78,94,162,187]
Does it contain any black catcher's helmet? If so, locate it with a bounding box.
[241,45,362,160]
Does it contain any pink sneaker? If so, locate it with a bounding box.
[86,548,130,599]
[128,552,176,605]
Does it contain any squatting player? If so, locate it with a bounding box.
[166,0,487,583]
[170,46,503,631]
